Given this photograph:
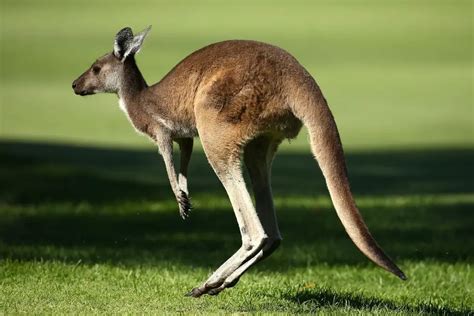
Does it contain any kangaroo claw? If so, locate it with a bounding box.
[178,190,192,219]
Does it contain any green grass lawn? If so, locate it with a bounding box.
[0,143,473,314]
[1,0,473,314]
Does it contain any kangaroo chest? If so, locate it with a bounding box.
[119,98,156,139]
[118,98,197,139]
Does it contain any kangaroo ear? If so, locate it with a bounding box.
[123,25,152,60]
[113,27,134,60]
[114,26,151,62]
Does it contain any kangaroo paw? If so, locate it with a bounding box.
[178,190,192,219]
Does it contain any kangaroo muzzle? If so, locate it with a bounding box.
[72,78,95,96]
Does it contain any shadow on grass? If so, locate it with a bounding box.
[1,141,472,204]
[0,140,473,268]
[286,288,471,315]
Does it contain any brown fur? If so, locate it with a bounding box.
[73,31,405,297]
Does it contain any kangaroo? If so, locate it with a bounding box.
[72,26,406,297]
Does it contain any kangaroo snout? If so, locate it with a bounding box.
[72,78,94,96]
[71,80,79,93]
[72,79,83,95]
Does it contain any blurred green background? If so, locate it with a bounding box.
[1,0,473,314]
[1,0,472,150]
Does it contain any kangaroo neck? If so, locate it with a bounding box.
[118,56,148,103]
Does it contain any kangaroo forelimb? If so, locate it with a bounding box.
[156,135,192,219]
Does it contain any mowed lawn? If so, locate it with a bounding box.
[1,0,473,314]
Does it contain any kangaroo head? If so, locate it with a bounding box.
[72,26,151,96]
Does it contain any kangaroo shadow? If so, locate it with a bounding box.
[285,288,472,315]
[0,140,473,268]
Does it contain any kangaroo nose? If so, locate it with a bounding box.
[72,81,77,89]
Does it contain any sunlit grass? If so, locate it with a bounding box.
[1,0,472,150]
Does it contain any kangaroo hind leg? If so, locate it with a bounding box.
[187,122,271,297]
[206,135,284,295]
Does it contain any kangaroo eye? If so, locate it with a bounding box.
[92,66,101,74]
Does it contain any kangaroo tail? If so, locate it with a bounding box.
[292,87,406,280]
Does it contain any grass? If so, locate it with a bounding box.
[1,0,473,314]
[0,142,472,314]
